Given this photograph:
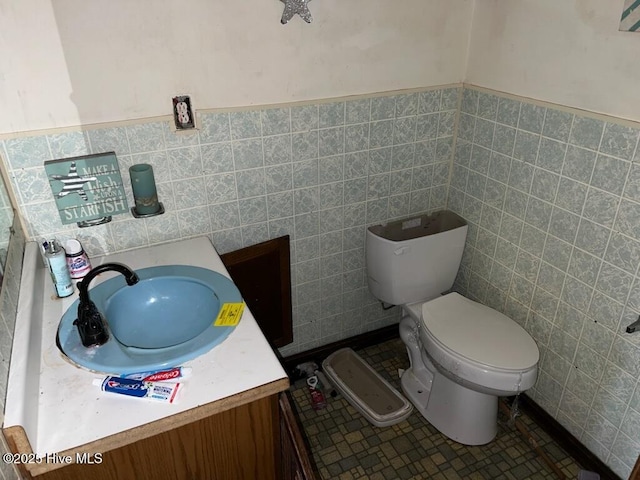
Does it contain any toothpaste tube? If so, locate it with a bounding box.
[119,367,191,382]
[93,376,180,403]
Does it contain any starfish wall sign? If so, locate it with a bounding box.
[281,0,312,24]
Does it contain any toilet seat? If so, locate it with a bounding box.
[403,292,539,395]
[421,292,539,370]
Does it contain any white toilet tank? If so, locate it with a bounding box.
[366,210,468,306]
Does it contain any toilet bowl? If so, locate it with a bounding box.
[400,292,538,445]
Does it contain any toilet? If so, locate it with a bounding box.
[366,210,539,445]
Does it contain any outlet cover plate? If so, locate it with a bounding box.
[172,95,196,130]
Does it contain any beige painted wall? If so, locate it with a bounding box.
[0,0,473,134]
[4,1,640,132]
[466,0,640,123]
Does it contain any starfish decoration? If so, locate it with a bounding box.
[280,0,312,24]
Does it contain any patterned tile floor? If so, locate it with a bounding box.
[289,338,583,480]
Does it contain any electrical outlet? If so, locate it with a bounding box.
[172,95,195,130]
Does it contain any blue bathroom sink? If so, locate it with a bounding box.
[56,265,243,374]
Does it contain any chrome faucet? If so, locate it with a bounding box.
[74,263,139,347]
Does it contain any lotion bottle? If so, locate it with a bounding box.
[45,240,73,297]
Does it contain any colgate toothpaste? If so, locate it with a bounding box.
[120,366,191,382]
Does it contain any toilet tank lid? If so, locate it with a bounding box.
[421,293,539,371]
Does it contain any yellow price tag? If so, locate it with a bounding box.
[214,303,245,327]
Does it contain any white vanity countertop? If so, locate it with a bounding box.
[4,236,288,457]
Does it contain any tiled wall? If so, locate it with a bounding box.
[0,86,459,357]
[0,217,26,480]
[449,87,640,478]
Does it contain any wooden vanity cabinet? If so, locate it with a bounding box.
[4,386,316,480]
[4,235,315,480]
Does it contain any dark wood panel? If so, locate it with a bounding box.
[221,236,293,348]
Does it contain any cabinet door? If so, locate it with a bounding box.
[279,391,317,480]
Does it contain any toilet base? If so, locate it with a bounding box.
[401,365,498,445]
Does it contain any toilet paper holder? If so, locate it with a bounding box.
[626,316,640,334]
